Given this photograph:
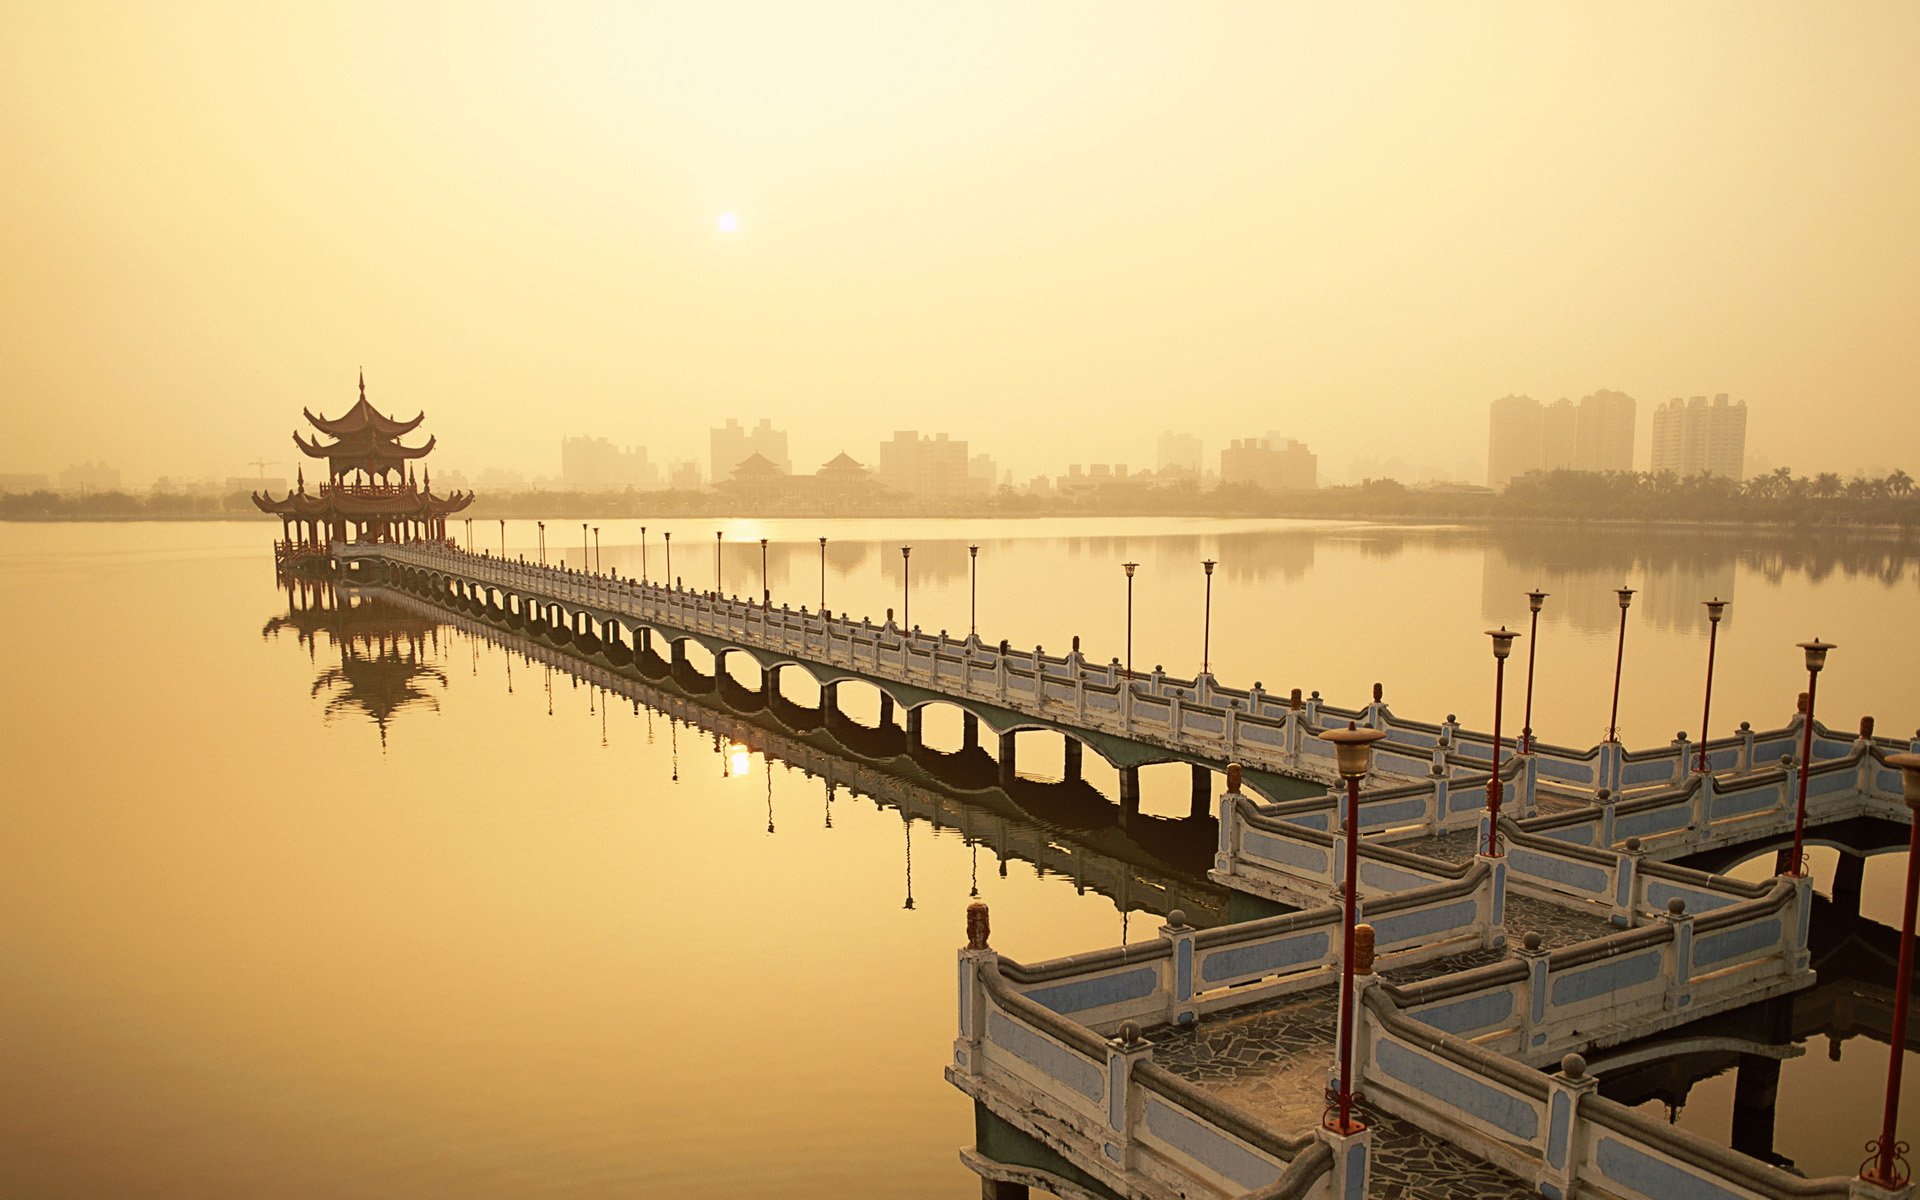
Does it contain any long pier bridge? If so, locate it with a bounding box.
[347,541,1919,1200]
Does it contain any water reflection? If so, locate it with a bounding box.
[262,575,447,744]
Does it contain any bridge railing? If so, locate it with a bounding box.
[958,949,1331,1199]
[1352,875,1851,1200]
[367,544,1918,794]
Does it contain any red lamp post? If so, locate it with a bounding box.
[818,537,827,609]
[1486,626,1520,856]
[1864,753,1920,1189]
[715,531,723,594]
[1606,587,1635,743]
[1521,589,1547,753]
[760,537,770,606]
[664,531,672,585]
[1320,721,1387,1136]
[1695,598,1728,773]
[1123,562,1139,681]
[901,546,912,629]
[1786,638,1836,877]
[582,522,590,569]
[1201,559,1217,676]
[640,526,648,583]
[968,544,980,636]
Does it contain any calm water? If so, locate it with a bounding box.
[2,517,1915,1194]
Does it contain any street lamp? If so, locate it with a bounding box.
[537,520,546,563]
[1696,598,1729,773]
[1521,589,1548,753]
[1319,722,1387,1137]
[1485,626,1520,856]
[582,522,589,569]
[640,526,647,583]
[464,517,472,551]
[1786,638,1835,876]
[715,531,723,595]
[1201,559,1217,677]
[818,537,827,609]
[498,519,505,557]
[664,531,673,585]
[1122,562,1139,681]
[1606,587,1635,743]
[760,537,770,606]
[1862,752,1920,1189]
[968,544,980,636]
[901,546,912,630]
[592,525,600,573]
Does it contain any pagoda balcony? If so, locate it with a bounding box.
[320,482,420,499]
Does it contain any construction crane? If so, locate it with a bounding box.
[248,459,281,481]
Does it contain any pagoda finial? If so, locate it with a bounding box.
[296,466,305,493]
[423,467,431,492]
[358,367,366,401]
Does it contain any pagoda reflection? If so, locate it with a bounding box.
[264,572,448,744]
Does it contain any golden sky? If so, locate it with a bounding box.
[3,2,1917,485]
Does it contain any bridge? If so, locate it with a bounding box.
[348,543,1920,1200]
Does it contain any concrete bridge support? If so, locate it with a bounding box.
[1831,851,1865,918]
[671,640,688,670]
[1118,766,1141,819]
[879,693,895,730]
[999,732,1018,788]
[1062,737,1082,783]
[1190,764,1211,819]
[821,682,841,731]
[962,713,980,753]
[906,706,924,750]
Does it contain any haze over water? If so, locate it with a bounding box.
[2,518,1915,1195]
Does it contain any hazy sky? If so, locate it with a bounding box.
[4,3,1917,486]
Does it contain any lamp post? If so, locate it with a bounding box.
[1201,559,1217,677]
[537,521,546,563]
[760,537,770,606]
[715,531,723,595]
[1695,598,1728,773]
[499,519,505,556]
[1606,587,1635,743]
[592,525,600,573]
[664,531,672,585]
[901,546,912,630]
[1122,562,1139,681]
[968,544,980,636]
[818,537,827,609]
[582,522,589,570]
[1320,721,1387,1136]
[1863,752,1920,1189]
[464,517,472,551]
[1486,626,1520,856]
[640,526,647,583]
[1786,638,1835,876]
[1521,589,1548,753]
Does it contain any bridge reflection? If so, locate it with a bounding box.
[262,572,1232,927]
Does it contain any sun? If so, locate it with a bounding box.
[716,212,739,234]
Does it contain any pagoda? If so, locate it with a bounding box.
[253,371,474,565]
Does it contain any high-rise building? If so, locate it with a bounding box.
[1157,431,1203,476]
[710,419,791,482]
[1487,390,1636,488]
[1650,394,1747,478]
[876,431,979,498]
[1220,437,1316,491]
[560,436,659,491]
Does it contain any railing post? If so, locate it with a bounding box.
[1738,720,1755,772]
[1691,770,1716,837]
[1098,1022,1153,1172]
[1613,836,1643,927]
[1158,909,1198,1026]
[1599,740,1623,795]
[1661,897,1694,1012]
[1670,731,1691,784]
[1429,767,1451,834]
[954,902,996,1079]
[1596,788,1618,848]
[1475,851,1508,950]
[1514,932,1551,1054]
[1541,1053,1598,1200]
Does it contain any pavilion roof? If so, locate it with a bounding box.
[303,371,427,438]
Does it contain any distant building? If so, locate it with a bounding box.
[968,452,999,492]
[711,419,790,482]
[1220,437,1316,491]
[1650,394,1747,478]
[58,462,121,493]
[816,452,882,503]
[0,473,51,494]
[876,431,979,498]
[560,436,658,491]
[1487,390,1636,488]
[1157,431,1203,477]
[666,461,703,491]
